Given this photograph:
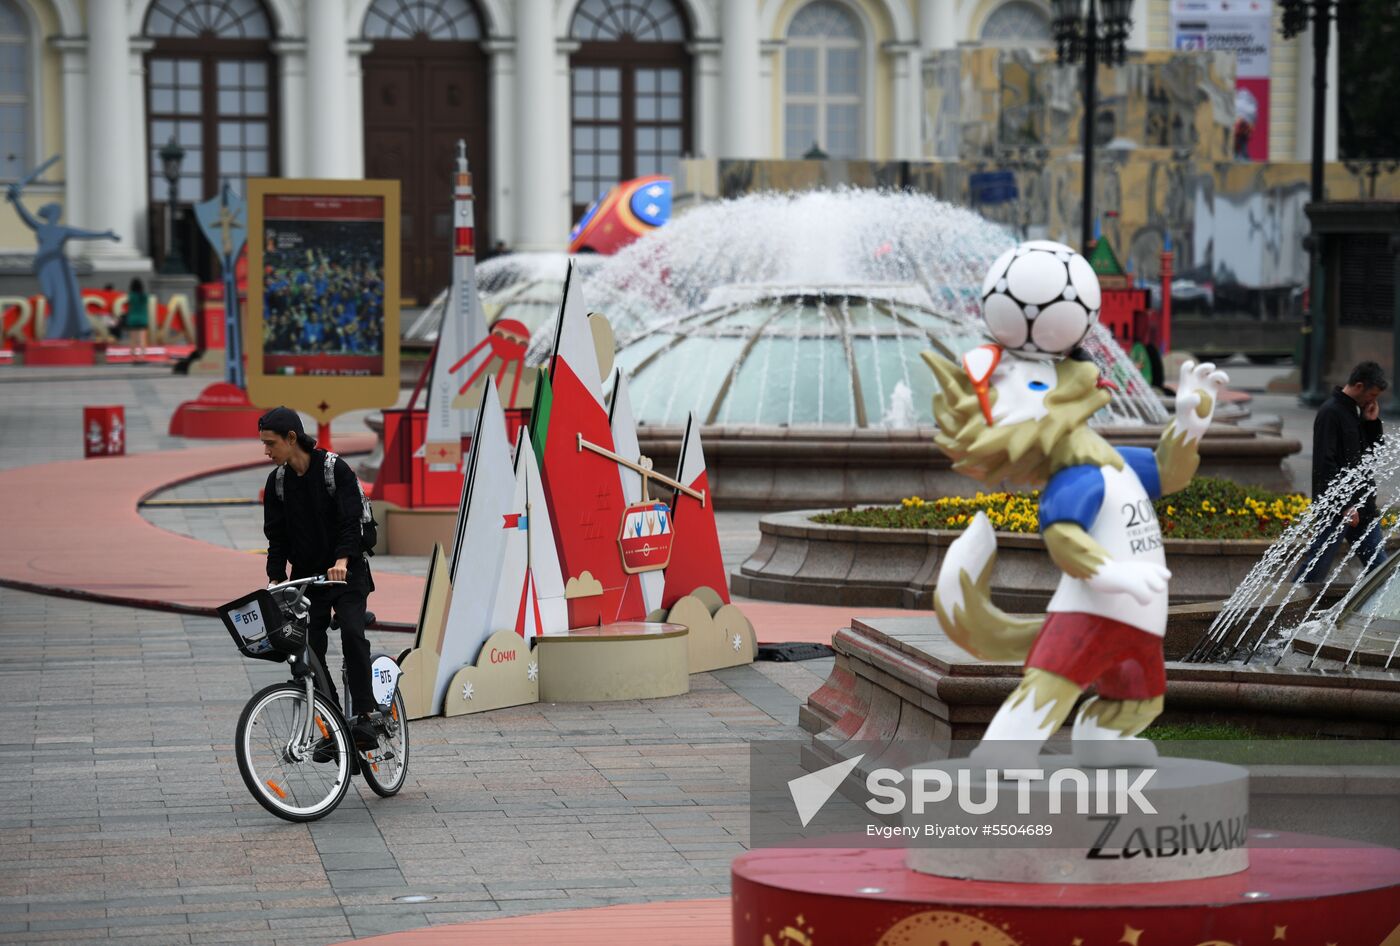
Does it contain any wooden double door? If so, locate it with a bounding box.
[363,40,491,305]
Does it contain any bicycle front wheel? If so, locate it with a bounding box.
[360,687,410,797]
[236,683,352,822]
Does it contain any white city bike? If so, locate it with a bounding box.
[219,576,409,822]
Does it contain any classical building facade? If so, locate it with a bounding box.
[0,0,1338,302]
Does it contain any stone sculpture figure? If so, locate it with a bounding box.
[6,155,119,340]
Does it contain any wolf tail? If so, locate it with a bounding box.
[933,511,1044,662]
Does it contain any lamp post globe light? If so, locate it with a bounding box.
[159,134,187,275]
[1280,0,1338,405]
[1051,0,1133,254]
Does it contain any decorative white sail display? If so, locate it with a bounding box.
[490,429,569,640]
[433,381,516,715]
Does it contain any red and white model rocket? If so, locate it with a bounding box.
[423,140,490,470]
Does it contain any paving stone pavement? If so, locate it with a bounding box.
[0,364,828,943]
[0,361,1321,943]
[0,583,832,944]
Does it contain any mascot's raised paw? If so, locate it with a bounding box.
[1085,560,1172,606]
[1174,359,1229,443]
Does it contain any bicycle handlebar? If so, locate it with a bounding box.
[267,575,347,591]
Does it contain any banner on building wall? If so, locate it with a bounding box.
[1171,0,1272,161]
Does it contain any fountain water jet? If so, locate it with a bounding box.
[576,189,1169,427]
[1185,435,1400,670]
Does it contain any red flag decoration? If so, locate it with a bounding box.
[660,413,730,610]
[534,263,646,627]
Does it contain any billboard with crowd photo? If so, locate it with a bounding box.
[245,179,400,426]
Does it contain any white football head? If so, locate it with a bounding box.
[980,240,1101,358]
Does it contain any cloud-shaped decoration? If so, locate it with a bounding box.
[664,587,756,673]
[443,629,539,717]
[564,570,604,599]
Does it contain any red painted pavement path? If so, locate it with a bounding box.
[0,436,435,622]
[0,439,909,643]
[334,899,732,946]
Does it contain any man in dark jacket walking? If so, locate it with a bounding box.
[1296,362,1389,582]
[258,407,378,749]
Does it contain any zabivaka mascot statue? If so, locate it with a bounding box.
[922,240,1227,769]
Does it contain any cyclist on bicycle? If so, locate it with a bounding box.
[258,406,378,751]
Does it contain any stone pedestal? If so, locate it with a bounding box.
[536,623,689,702]
[904,756,1249,884]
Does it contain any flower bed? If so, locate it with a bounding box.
[811,477,1349,541]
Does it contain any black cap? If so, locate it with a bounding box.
[258,405,304,436]
[258,406,316,451]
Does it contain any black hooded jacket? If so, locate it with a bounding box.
[1311,387,1384,521]
[263,450,372,584]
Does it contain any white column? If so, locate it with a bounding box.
[555,39,575,234]
[129,39,153,257]
[306,0,350,178]
[1294,20,1340,165]
[919,0,957,53]
[514,0,559,251]
[346,41,370,179]
[686,39,721,159]
[761,40,781,157]
[719,0,761,157]
[1128,0,1149,51]
[52,37,86,235]
[483,39,516,246]
[886,41,923,160]
[82,0,142,265]
[1294,28,1312,161]
[272,41,307,178]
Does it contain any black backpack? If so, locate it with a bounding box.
[275,451,378,557]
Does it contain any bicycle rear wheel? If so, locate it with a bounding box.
[359,688,410,797]
[236,682,351,822]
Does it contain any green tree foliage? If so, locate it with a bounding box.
[1338,0,1400,159]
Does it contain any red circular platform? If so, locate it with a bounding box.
[732,832,1400,945]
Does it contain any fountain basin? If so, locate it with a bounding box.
[635,422,1300,511]
[801,616,1400,754]
[733,508,1369,613]
[358,419,1299,522]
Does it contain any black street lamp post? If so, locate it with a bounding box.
[159,135,187,275]
[1051,0,1133,253]
[1281,0,1337,405]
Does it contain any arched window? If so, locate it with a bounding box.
[0,0,30,182]
[365,0,482,39]
[980,1,1052,43]
[569,0,691,219]
[783,1,863,159]
[144,0,276,205]
[362,0,491,302]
